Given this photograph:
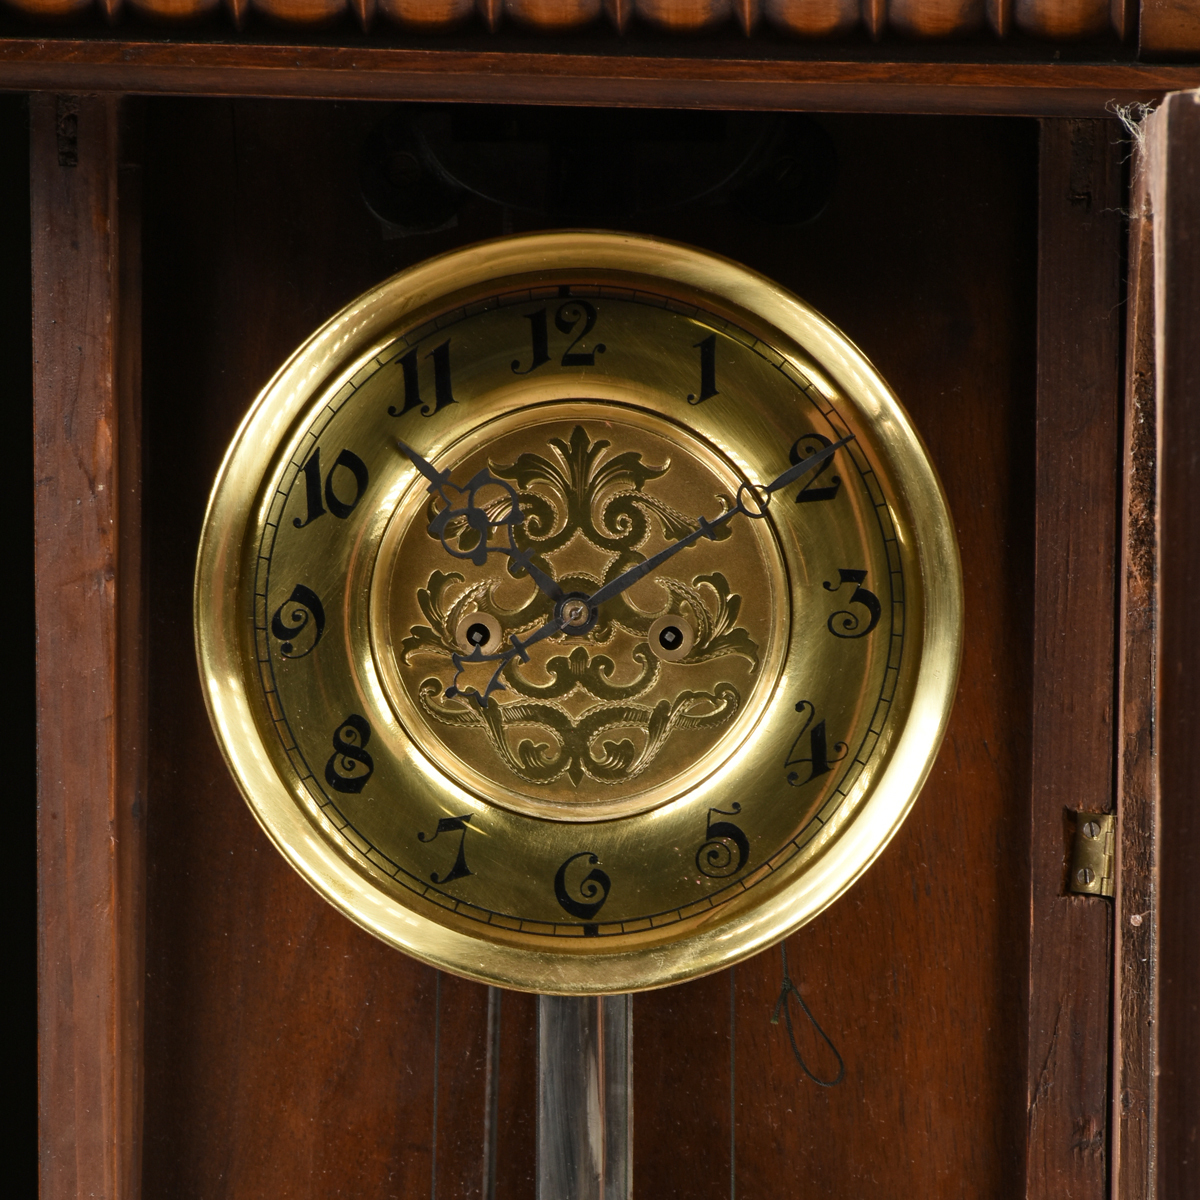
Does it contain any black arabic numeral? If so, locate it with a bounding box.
[557,300,606,367]
[511,308,551,375]
[789,432,842,504]
[324,714,374,794]
[786,700,848,787]
[554,851,611,929]
[695,803,750,878]
[269,583,326,658]
[823,568,882,638]
[292,447,370,527]
[687,333,719,405]
[388,338,457,418]
[418,815,473,884]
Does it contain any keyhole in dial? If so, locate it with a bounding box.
[455,611,502,655]
[648,614,695,661]
[658,625,683,651]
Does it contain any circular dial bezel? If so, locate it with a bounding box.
[195,232,962,994]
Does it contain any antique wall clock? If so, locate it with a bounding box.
[195,230,962,993]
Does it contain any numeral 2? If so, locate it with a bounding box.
[388,339,457,418]
[789,433,842,504]
[418,815,473,884]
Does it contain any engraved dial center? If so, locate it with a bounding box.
[371,405,789,822]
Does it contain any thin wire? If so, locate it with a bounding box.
[770,943,845,1088]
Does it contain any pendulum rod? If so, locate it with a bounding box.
[537,994,633,1200]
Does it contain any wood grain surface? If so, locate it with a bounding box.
[1112,130,1157,1200]
[34,94,147,1200]
[0,43,1195,117]
[633,113,1041,1199]
[127,100,1074,1197]
[1151,88,1200,1200]
[1024,117,1121,1200]
[1139,0,1200,55]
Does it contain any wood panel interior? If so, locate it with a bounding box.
[139,99,1039,1198]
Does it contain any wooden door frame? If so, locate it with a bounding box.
[28,78,1197,1200]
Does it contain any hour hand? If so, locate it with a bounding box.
[397,438,453,494]
[396,440,563,602]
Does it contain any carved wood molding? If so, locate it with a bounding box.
[0,0,1170,46]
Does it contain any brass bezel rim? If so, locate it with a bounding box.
[195,231,963,994]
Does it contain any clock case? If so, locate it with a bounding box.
[25,91,1200,1200]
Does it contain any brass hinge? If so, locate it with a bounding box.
[1069,812,1115,897]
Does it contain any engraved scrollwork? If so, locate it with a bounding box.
[400,426,763,788]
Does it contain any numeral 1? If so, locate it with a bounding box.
[687,333,719,405]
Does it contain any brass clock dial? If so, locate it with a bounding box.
[196,232,962,993]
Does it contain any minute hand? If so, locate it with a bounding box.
[585,435,852,610]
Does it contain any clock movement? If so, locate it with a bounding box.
[195,230,962,992]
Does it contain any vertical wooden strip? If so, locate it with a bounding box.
[1026,117,1122,1200]
[35,93,145,1200]
[1112,138,1157,1200]
[433,975,492,1200]
[493,989,537,1200]
[481,987,502,1198]
[632,971,731,1200]
[1152,88,1200,1200]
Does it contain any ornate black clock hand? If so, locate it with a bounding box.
[397,439,563,602]
[447,434,852,710]
[585,434,853,610]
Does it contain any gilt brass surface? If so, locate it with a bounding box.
[195,232,962,993]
